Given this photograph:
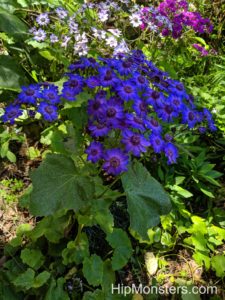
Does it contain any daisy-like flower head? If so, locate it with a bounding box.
[103,148,129,175]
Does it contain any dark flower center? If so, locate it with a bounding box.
[122,61,132,68]
[138,76,145,84]
[8,110,17,118]
[91,149,98,156]
[124,86,132,93]
[107,107,116,118]
[161,81,169,88]
[69,80,79,88]
[151,119,159,127]
[93,101,100,110]
[110,157,120,168]
[155,138,161,145]
[104,70,113,81]
[188,112,195,121]
[44,106,54,114]
[134,116,142,124]
[165,105,173,114]
[47,92,56,99]
[176,83,183,91]
[130,135,140,145]
[88,58,96,63]
[26,89,35,96]
[151,91,160,100]
[139,102,147,111]
[173,99,180,106]
[97,123,105,129]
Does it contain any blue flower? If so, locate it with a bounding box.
[41,85,60,104]
[88,121,110,137]
[182,108,198,128]
[122,130,150,157]
[61,87,77,101]
[36,13,50,26]
[116,58,135,75]
[145,117,162,134]
[126,113,145,131]
[38,102,58,122]
[105,99,124,127]
[156,102,178,122]
[2,104,23,124]
[86,76,100,88]
[103,148,129,175]
[63,74,84,95]
[132,98,149,117]
[85,141,104,163]
[149,133,164,153]
[18,84,40,105]
[116,80,138,101]
[164,143,179,164]
[98,67,118,87]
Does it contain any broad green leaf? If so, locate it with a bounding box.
[193,251,210,270]
[33,271,51,288]
[83,290,105,300]
[145,252,158,276]
[106,228,133,271]
[83,255,104,287]
[0,281,24,300]
[62,232,89,265]
[13,268,35,290]
[0,55,27,91]
[20,249,45,270]
[122,162,171,239]
[30,210,71,243]
[102,259,115,292]
[181,285,201,300]
[44,278,69,300]
[0,8,28,40]
[211,255,225,278]
[29,154,95,216]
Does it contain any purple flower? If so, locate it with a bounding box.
[85,141,104,163]
[182,108,198,128]
[55,7,68,20]
[156,103,178,122]
[38,102,58,122]
[116,59,135,75]
[50,34,59,43]
[116,80,138,101]
[36,13,50,26]
[164,142,179,164]
[63,74,84,95]
[2,104,23,124]
[126,113,145,131]
[98,67,118,87]
[103,149,129,175]
[88,121,110,137]
[41,85,60,105]
[192,44,209,56]
[145,117,162,134]
[33,29,47,42]
[122,130,150,157]
[105,99,124,126]
[149,133,164,153]
[18,84,40,105]
[61,87,77,101]
[132,98,149,117]
[86,76,100,88]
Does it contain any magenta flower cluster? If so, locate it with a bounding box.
[1,50,216,175]
[140,0,213,39]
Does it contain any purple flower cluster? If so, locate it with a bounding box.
[192,43,209,56]
[139,0,213,39]
[1,51,216,175]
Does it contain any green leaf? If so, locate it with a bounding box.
[211,255,225,278]
[102,259,115,292]
[122,162,171,239]
[30,210,71,243]
[44,278,69,300]
[20,249,45,270]
[0,8,28,40]
[13,268,35,290]
[33,271,51,288]
[29,154,95,216]
[106,229,133,271]
[83,290,105,300]
[62,233,89,265]
[83,255,104,287]
[0,55,27,91]
[6,151,16,163]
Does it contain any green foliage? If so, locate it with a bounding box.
[122,161,171,239]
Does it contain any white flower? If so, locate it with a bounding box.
[129,13,142,27]
[61,35,71,48]
[108,28,122,37]
[98,10,109,22]
[113,39,130,55]
[105,35,118,48]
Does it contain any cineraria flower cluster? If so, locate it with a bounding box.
[135,0,213,39]
[1,50,216,175]
[30,2,130,56]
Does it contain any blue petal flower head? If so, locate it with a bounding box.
[105,98,124,127]
[87,98,105,118]
[63,74,84,95]
[88,121,110,137]
[126,113,145,131]
[98,67,118,87]
[122,129,150,157]
[156,102,178,122]
[164,142,179,165]
[182,108,198,128]
[41,84,61,105]
[86,76,100,88]
[18,84,40,105]
[38,102,58,122]
[132,72,149,88]
[103,148,129,175]
[61,87,77,101]
[145,117,162,134]
[2,104,23,124]
[132,98,149,117]
[116,80,138,101]
[168,80,187,98]
[116,58,135,76]
[149,133,165,153]
[85,141,104,163]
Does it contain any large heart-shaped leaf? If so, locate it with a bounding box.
[29,154,95,216]
[122,161,171,239]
